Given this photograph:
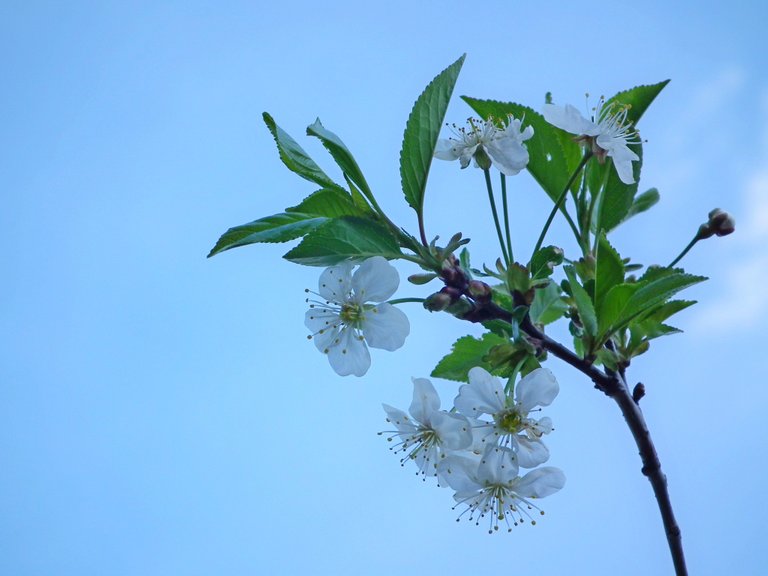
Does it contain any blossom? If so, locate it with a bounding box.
[305,256,409,376]
[381,377,473,479]
[434,115,533,176]
[454,366,559,468]
[437,446,565,532]
[542,97,640,184]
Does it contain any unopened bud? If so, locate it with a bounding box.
[468,280,491,303]
[707,208,735,237]
[408,273,437,285]
[424,292,452,312]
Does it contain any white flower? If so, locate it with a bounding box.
[454,366,559,468]
[437,446,565,533]
[305,256,409,376]
[542,97,640,184]
[381,377,473,479]
[434,115,533,176]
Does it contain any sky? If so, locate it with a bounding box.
[2,1,767,575]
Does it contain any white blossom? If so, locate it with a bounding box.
[434,115,533,176]
[454,366,559,468]
[438,446,565,533]
[542,97,640,184]
[381,377,473,479]
[305,256,409,376]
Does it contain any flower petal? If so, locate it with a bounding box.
[516,368,559,412]
[486,138,529,176]
[352,256,400,302]
[437,452,483,493]
[304,309,342,352]
[326,328,370,376]
[515,436,550,468]
[542,103,597,136]
[361,303,409,351]
[317,262,353,302]
[434,138,461,161]
[477,445,519,484]
[454,367,506,417]
[514,466,566,498]
[431,411,473,451]
[409,377,440,423]
[382,404,417,434]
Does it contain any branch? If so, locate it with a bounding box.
[456,300,688,575]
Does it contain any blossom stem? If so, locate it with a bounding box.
[499,173,514,263]
[531,151,591,259]
[668,234,701,268]
[483,168,510,266]
[387,297,425,305]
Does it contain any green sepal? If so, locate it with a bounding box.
[400,54,466,214]
[283,216,402,266]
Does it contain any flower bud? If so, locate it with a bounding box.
[707,208,735,237]
[468,280,492,303]
[423,291,452,312]
[408,273,437,285]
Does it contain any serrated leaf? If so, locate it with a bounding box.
[462,98,582,205]
[565,265,597,338]
[400,54,466,213]
[208,213,328,257]
[594,233,624,308]
[283,216,401,266]
[530,282,568,326]
[286,188,367,218]
[600,273,705,337]
[262,113,343,191]
[307,119,374,203]
[597,283,640,337]
[431,333,509,382]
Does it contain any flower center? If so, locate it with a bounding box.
[495,408,523,434]
[339,302,364,325]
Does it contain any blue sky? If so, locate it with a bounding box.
[2,1,767,575]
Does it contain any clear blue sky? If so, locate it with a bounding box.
[2,2,767,575]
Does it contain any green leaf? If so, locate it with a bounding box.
[530,282,568,326]
[400,54,466,213]
[306,119,374,203]
[208,213,327,257]
[262,113,344,191]
[286,188,367,218]
[594,233,624,308]
[599,272,705,336]
[283,216,402,266]
[461,98,582,205]
[431,332,509,382]
[622,188,660,223]
[529,245,564,280]
[597,283,640,337]
[565,265,597,338]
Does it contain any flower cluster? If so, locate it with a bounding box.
[305,256,410,377]
[434,115,533,176]
[382,366,565,533]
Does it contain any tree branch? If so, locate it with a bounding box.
[456,300,688,575]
